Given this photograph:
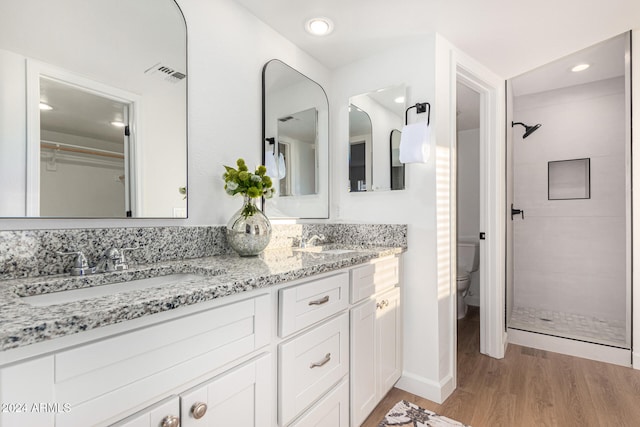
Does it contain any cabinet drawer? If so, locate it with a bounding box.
[54,294,270,427]
[279,272,349,337]
[289,378,349,427]
[350,256,399,303]
[279,313,349,426]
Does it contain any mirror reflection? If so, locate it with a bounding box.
[390,129,405,190]
[348,85,406,192]
[0,0,187,218]
[262,59,329,218]
[348,106,372,192]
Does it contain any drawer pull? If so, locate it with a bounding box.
[191,402,208,419]
[310,353,331,369]
[161,415,180,427]
[377,299,390,310]
[308,295,330,306]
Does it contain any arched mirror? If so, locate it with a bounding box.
[262,59,329,218]
[0,0,187,218]
[348,85,406,192]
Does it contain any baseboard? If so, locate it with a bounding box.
[508,328,631,367]
[395,372,454,404]
[633,351,640,370]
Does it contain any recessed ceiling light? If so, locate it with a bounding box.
[39,102,53,111]
[110,121,126,128]
[394,96,405,104]
[305,17,334,36]
[571,63,590,72]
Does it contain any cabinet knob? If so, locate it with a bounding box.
[161,415,180,427]
[191,402,208,419]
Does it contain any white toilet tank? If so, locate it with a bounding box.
[457,241,479,273]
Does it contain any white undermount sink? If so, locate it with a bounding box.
[294,247,355,255]
[20,273,205,306]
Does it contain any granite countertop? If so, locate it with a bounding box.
[0,244,404,352]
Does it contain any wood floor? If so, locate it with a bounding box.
[362,306,640,427]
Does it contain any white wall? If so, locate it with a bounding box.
[457,129,480,239]
[457,128,480,305]
[331,36,458,402]
[512,77,627,322]
[0,50,27,216]
[631,28,640,369]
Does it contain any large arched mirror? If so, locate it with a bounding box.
[262,59,329,218]
[0,0,187,218]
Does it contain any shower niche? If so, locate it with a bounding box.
[507,32,631,361]
[548,158,590,200]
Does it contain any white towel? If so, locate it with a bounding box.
[278,153,286,178]
[265,150,279,179]
[399,122,430,164]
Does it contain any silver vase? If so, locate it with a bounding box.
[226,196,272,256]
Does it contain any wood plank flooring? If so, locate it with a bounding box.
[362,306,640,427]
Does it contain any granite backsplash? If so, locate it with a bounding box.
[0,224,407,280]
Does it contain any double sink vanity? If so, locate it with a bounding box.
[0,224,406,427]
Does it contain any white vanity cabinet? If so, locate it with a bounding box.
[277,272,350,426]
[0,252,404,427]
[0,293,271,427]
[350,256,402,427]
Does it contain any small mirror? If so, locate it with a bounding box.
[262,60,329,218]
[348,85,406,192]
[548,158,591,200]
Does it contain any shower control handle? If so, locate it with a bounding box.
[511,204,524,220]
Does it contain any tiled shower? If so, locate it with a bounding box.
[508,32,631,351]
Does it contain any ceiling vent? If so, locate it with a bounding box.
[144,62,187,83]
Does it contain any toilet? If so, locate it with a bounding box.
[457,241,479,319]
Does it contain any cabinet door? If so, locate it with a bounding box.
[350,299,377,427]
[377,287,402,397]
[290,378,349,427]
[110,396,179,427]
[179,353,272,427]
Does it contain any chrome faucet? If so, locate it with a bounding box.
[96,247,139,272]
[58,247,139,276]
[57,250,96,276]
[300,234,326,248]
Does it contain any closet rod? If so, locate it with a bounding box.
[41,140,125,160]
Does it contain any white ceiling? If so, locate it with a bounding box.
[233,0,640,78]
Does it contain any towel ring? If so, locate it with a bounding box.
[405,102,431,126]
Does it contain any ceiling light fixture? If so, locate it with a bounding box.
[571,63,590,72]
[39,102,53,111]
[110,121,126,128]
[305,17,334,36]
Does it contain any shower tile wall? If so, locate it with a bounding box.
[513,77,627,326]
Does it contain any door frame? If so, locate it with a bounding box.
[450,50,507,360]
[25,60,140,217]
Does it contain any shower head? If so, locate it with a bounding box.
[512,121,542,139]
